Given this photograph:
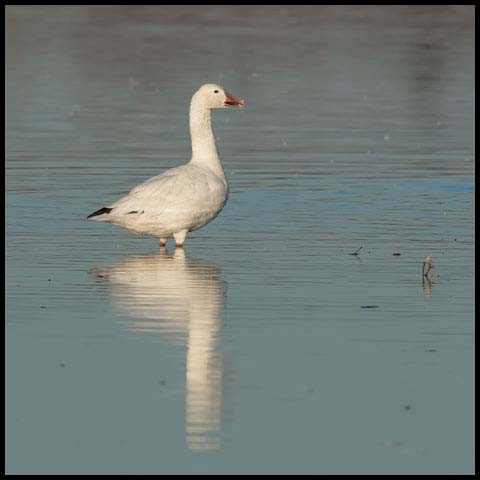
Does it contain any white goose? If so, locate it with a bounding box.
[87,83,245,247]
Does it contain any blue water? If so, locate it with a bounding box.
[6,5,475,474]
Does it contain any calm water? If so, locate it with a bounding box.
[5,6,475,475]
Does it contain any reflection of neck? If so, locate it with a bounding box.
[185,296,223,451]
[189,101,224,177]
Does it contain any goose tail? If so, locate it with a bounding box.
[86,207,113,220]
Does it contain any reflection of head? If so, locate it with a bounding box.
[92,249,226,451]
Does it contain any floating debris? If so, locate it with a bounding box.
[403,404,412,411]
[392,253,401,256]
[361,305,379,309]
[349,246,363,256]
[422,275,433,296]
[422,255,434,278]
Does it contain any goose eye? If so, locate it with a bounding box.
[214,90,219,93]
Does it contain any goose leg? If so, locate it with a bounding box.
[173,230,188,248]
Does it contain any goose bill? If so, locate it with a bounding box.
[224,91,245,107]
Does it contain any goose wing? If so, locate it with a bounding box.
[107,165,207,219]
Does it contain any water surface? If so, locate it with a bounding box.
[5,6,475,475]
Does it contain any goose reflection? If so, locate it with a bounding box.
[92,248,227,452]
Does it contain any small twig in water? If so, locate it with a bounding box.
[349,246,363,256]
[422,274,432,296]
[422,255,433,278]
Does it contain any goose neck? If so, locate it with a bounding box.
[189,104,224,176]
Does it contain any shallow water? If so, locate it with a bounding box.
[5,6,475,475]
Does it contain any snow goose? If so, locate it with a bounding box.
[87,83,245,247]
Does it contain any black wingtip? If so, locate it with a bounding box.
[87,207,112,219]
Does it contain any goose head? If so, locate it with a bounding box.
[191,83,245,110]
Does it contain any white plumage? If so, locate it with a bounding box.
[87,83,245,247]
